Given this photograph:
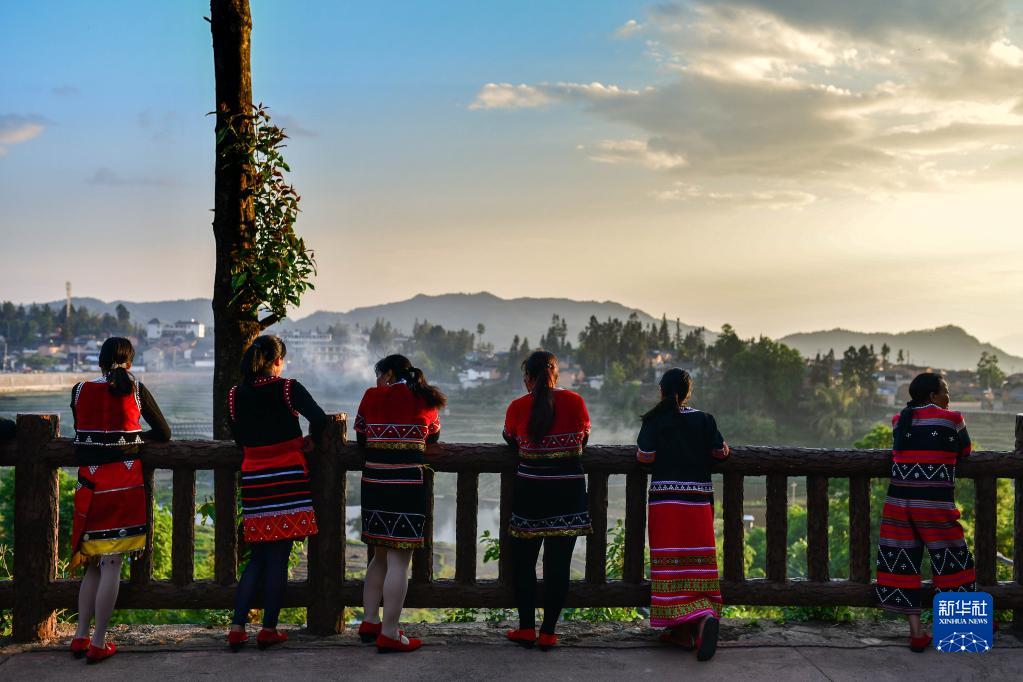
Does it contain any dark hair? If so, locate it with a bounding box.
[895,372,946,433]
[241,335,287,383]
[523,350,558,443]
[642,368,693,421]
[98,336,136,397]
[375,354,447,408]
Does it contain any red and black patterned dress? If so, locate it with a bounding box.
[70,377,170,570]
[355,381,441,549]
[637,406,729,628]
[228,376,325,543]
[875,404,976,614]
[502,389,592,538]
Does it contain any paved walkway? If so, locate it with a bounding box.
[2,621,1018,680]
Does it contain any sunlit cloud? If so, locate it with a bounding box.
[0,113,47,155]
[471,1,1023,205]
[653,182,818,210]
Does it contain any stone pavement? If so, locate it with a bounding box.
[2,620,1019,680]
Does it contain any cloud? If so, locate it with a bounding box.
[86,167,178,187]
[581,138,687,170]
[469,82,641,110]
[277,114,317,138]
[51,85,79,96]
[0,114,47,155]
[615,19,643,38]
[470,1,1023,204]
[654,181,817,209]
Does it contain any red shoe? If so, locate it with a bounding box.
[537,632,558,651]
[695,617,720,662]
[256,629,288,650]
[506,628,537,648]
[227,629,249,652]
[86,642,117,664]
[70,637,90,659]
[910,634,932,653]
[359,621,382,643]
[376,633,423,653]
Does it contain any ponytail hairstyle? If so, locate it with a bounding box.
[98,336,136,397]
[240,335,287,384]
[642,367,693,421]
[523,350,558,444]
[375,354,447,408]
[895,372,945,434]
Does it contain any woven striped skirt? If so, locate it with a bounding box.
[648,482,722,627]
[240,437,318,543]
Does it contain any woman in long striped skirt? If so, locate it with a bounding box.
[226,335,327,651]
[637,368,729,661]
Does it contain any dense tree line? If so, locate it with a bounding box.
[0,300,138,347]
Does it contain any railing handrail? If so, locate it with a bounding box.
[3,438,1019,477]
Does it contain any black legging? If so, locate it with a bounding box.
[511,535,577,634]
[232,539,293,628]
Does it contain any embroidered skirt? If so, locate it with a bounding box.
[240,437,318,543]
[71,459,148,570]
[648,481,722,627]
[361,459,429,549]
[509,458,591,539]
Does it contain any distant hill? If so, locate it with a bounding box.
[38,298,213,326]
[279,292,702,350]
[780,325,1023,373]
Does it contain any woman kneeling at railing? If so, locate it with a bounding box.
[226,335,327,652]
[354,354,446,653]
[637,368,729,662]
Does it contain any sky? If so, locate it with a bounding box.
[3,0,1023,346]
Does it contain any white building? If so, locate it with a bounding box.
[147,319,206,340]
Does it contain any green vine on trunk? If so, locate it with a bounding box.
[215,103,316,326]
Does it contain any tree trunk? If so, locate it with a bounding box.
[210,0,259,439]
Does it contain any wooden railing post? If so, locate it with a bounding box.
[622,472,647,584]
[307,414,347,635]
[411,468,435,584]
[722,473,744,582]
[1016,415,1023,630]
[454,472,479,584]
[974,476,997,587]
[171,468,196,585]
[498,472,514,586]
[13,414,59,642]
[214,466,238,585]
[806,475,829,582]
[765,474,788,582]
[130,465,156,585]
[586,473,609,584]
[848,476,872,583]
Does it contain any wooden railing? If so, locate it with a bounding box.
[2,413,1022,643]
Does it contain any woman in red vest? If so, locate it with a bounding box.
[503,350,591,650]
[227,335,326,651]
[355,354,446,653]
[69,337,171,663]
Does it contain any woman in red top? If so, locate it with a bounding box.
[503,350,591,650]
[69,337,171,664]
[355,354,446,653]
